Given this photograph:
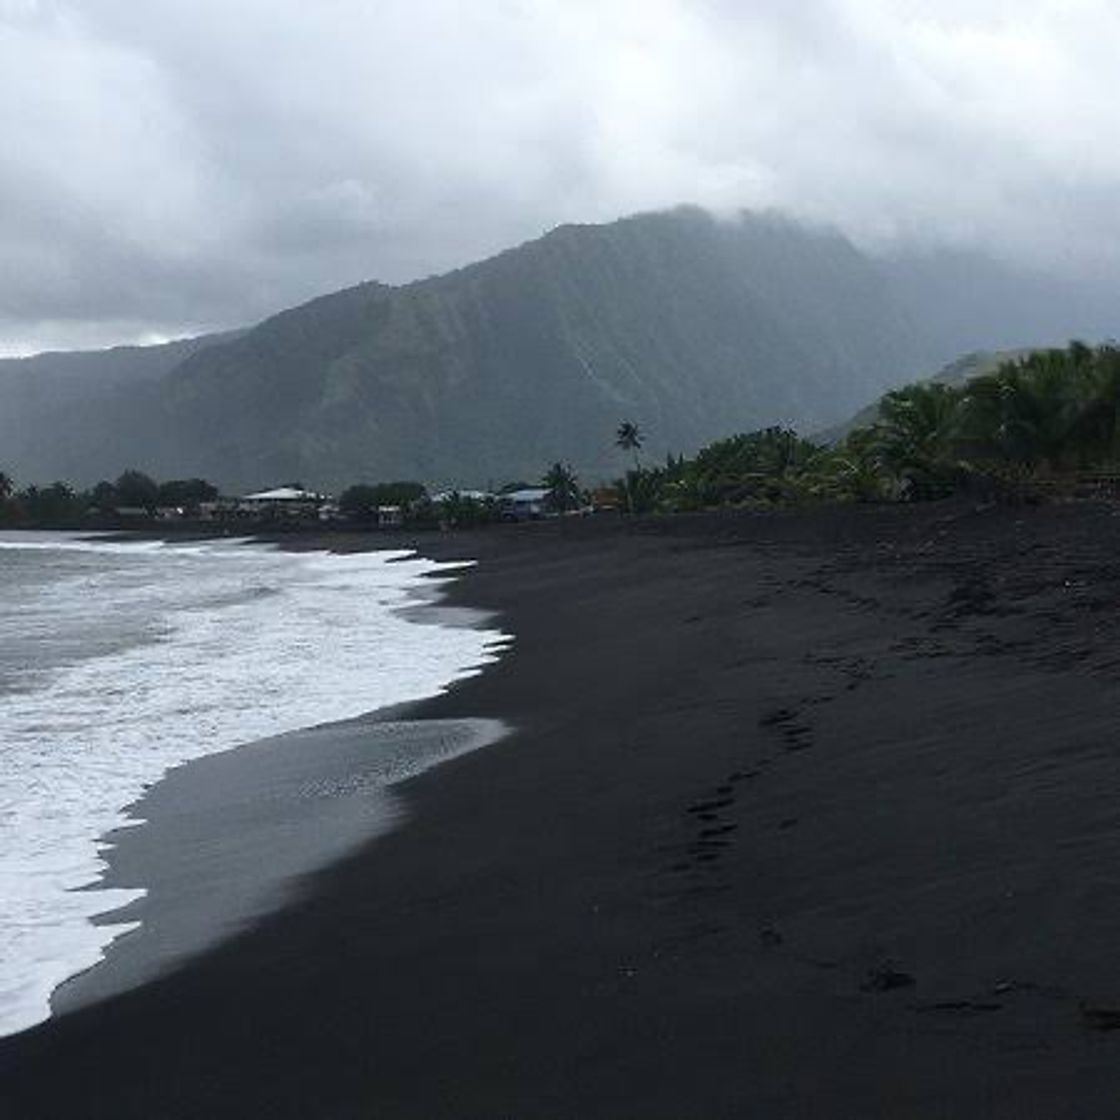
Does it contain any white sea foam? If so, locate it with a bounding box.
[0,533,510,1037]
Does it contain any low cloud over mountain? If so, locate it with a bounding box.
[4,2,1120,352]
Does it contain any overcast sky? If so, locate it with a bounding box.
[3,0,1119,354]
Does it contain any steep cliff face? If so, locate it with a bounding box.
[5,208,1112,491]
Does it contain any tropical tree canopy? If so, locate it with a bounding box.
[89,480,117,511]
[874,382,961,482]
[114,469,160,511]
[615,421,645,513]
[876,342,1120,478]
[542,462,581,512]
[157,478,220,508]
[794,340,1120,501]
[13,481,84,524]
[340,481,427,518]
[600,344,1120,510]
[616,420,643,453]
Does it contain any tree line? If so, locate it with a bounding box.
[603,341,1120,512]
[0,469,219,527]
[4,341,1118,528]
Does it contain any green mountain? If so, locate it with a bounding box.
[2,208,1115,491]
[147,208,924,489]
[0,332,239,485]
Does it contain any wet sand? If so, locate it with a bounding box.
[5,502,1120,1117]
[51,715,506,1018]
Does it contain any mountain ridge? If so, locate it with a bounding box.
[149,207,924,488]
[2,208,1115,490]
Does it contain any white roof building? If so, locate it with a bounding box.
[429,489,494,504]
[241,487,326,503]
[501,488,550,504]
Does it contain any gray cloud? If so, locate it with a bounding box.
[3,0,1120,353]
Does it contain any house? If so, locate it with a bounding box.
[498,487,551,521]
[429,489,494,505]
[239,486,328,521]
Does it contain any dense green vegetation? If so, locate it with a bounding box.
[610,427,820,513]
[339,482,428,521]
[542,463,581,513]
[0,470,220,527]
[608,342,1120,511]
[836,341,1120,498]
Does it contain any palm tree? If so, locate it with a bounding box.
[616,420,643,469]
[1065,344,1120,466]
[874,382,961,484]
[542,462,581,513]
[0,471,12,502]
[802,429,886,503]
[958,356,1073,471]
[615,421,643,514]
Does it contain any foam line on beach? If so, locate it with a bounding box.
[52,715,508,1019]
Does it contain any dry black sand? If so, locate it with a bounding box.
[5,502,1120,1118]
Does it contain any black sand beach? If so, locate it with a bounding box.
[5,502,1120,1117]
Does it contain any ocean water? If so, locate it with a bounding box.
[0,532,510,1038]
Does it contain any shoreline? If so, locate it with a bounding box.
[6,503,1120,1116]
[51,712,508,1020]
[0,530,510,1038]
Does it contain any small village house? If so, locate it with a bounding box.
[239,486,329,521]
